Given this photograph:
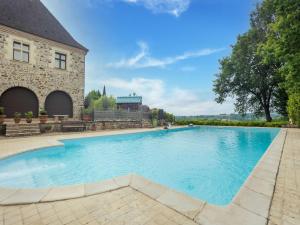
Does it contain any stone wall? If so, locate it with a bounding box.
[37,120,153,134]
[89,120,152,130]
[0,25,86,118]
[99,120,152,130]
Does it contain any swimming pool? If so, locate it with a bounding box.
[0,126,279,205]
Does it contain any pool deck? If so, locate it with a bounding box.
[0,127,298,225]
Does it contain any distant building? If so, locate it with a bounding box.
[116,96,142,111]
[0,0,88,118]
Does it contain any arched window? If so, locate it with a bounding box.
[0,87,39,117]
[45,91,73,117]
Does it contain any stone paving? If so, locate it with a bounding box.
[0,187,197,225]
[268,129,300,225]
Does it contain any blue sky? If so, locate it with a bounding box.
[42,0,259,115]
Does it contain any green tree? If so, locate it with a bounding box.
[93,96,116,111]
[84,90,102,109]
[260,0,300,124]
[163,112,175,123]
[102,85,106,96]
[214,2,286,122]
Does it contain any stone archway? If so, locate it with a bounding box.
[0,86,39,117]
[45,91,73,117]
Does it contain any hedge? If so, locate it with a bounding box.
[175,119,288,128]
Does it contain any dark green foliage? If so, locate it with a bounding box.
[214,1,287,122]
[287,93,300,126]
[176,119,288,128]
[260,0,300,124]
[39,108,47,115]
[213,0,300,122]
[163,112,175,123]
[102,85,106,96]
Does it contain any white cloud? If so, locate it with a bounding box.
[122,0,191,17]
[43,0,190,17]
[107,41,225,69]
[97,77,234,115]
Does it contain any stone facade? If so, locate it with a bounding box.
[93,120,152,130]
[0,25,86,118]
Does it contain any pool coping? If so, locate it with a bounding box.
[0,127,286,225]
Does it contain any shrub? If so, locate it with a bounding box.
[175,119,288,128]
[0,107,4,115]
[82,108,92,114]
[39,108,47,116]
[14,112,21,118]
[152,119,158,127]
[25,111,33,119]
[287,93,300,126]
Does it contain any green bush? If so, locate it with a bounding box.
[39,108,47,116]
[175,119,288,128]
[82,108,92,114]
[152,119,158,127]
[92,96,116,111]
[0,107,4,115]
[287,93,300,126]
[25,111,33,119]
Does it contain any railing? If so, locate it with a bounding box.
[93,110,150,122]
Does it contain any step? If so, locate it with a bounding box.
[5,124,41,137]
[6,132,40,137]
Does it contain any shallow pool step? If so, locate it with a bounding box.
[5,124,41,137]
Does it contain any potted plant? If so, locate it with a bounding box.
[0,107,6,124]
[25,111,33,123]
[39,108,48,124]
[91,123,97,131]
[82,108,92,122]
[14,112,21,124]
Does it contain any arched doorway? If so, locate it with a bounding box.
[45,91,73,117]
[0,87,39,117]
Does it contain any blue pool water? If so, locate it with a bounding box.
[0,127,279,205]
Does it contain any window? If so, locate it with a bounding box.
[55,52,66,70]
[13,41,29,62]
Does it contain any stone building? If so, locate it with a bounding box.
[0,0,88,119]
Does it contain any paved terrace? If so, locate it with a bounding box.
[0,128,298,225]
[268,129,300,225]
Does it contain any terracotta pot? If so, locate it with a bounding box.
[14,117,21,124]
[39,115,48,124]
[26,118,32,123]
[83,114,91,122]
[91,124,96,131]
[0,115,6,124]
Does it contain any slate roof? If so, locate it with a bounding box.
[0,0,87,52]
[116,96,143,104]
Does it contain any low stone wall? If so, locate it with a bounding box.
[0,120,153,136]
[39,123,62,133]
[87,120,152,131]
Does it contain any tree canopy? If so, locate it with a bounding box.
[93,96,116,111]
[213,0,299,122]
[84,90,101,109]
[259,0,300,125]
[84,89,116,112]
